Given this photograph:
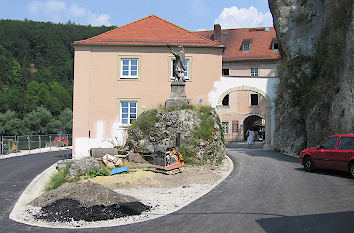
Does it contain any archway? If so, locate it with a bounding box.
[243,115,265,141]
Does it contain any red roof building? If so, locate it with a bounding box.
[74,15,222,48]
[195,26,280,61]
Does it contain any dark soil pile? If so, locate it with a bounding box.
[34,198,150,222]
[30,181,150,222]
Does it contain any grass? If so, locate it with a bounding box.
[45,162,70,192]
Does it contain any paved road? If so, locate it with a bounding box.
[1,144,354,233]
[0,150,71,233]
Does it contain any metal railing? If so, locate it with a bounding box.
[0,134,72,155]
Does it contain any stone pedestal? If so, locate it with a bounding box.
[165,81,191,108]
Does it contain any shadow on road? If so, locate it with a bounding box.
[294,167,352,179]
[256,210,354,233]
[226,142,299,164]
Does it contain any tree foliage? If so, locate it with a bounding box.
[0,19,114,135]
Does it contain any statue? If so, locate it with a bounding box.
[168,45,186,82]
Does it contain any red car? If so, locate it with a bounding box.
[300,134,354,177]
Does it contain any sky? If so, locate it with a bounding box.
[0,0,274,31]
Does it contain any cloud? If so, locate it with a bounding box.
[27,1,112,26]
[70,4,112,26]
[28,0,66,18]
[214,6,273,29]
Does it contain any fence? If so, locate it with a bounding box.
[1,134,72,155]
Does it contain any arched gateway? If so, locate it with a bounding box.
[213,84,275,150]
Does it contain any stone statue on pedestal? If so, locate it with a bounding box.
[165,45,190,108]
[168,45,186,82]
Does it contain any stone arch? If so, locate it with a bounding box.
[216,85,274,149]
[217,85,271,106]
[242,114,265,141]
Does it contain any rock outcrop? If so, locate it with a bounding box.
[269,0,353,154]
[126,107,225,164]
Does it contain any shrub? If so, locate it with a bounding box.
[85,168,109,179]
[130,109,158,135]
[193,107,215,141]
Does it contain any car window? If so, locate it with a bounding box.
[320,137,338,149]
[337,137,354,149]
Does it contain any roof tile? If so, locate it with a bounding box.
[74,15,221,47]
[195,27,280,61]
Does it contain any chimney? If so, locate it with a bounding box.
[213,24,221,42]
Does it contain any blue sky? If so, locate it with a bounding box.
[1,0,273,30]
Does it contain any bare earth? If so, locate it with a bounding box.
[10,156,233,229]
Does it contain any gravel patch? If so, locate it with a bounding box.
[9,155,233,229]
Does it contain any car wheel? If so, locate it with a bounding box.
[349,163,354,178]
[303,157,314,172]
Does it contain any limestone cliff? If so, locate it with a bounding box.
[269,0,353,154]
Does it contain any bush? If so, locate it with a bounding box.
[193,107,215,141]
[85,168,109,179]
[130,109,159,135]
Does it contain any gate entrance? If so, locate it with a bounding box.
[243,115,265,141]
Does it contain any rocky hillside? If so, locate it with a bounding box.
[126,106,225,165]
[269,0,353,154]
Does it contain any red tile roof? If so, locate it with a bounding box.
[74,15,222,47]
[195,27,280,61]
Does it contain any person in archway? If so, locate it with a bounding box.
[246,126,255,149]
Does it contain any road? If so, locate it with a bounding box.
[1,144,354,233]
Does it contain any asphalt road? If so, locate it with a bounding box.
[1,144,354,233]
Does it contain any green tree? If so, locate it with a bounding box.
[23,106,58,134]
[0,110,24,135]
[48,82,72,115]
[58,108,72,134]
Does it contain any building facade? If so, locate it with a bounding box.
[72,16,281,158]
[196,26,280,145]
[72,15,224,158]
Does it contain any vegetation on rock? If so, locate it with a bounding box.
[272,0,353,154]
[127,105,225,165]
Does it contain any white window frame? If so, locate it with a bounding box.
[121,58,139,79]
[120,101,138,125]
[242,43,250,52]
[250,93,259,106]
[222,122,229,134]
[170,57,191,81]
[250,68,259,76]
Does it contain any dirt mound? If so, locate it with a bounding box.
[30,181,151,222]
[30,181,138,207]
[34,198,150,222]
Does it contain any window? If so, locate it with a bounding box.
[232,120,239,132]
[337,137,354,149]
[250,94,259,106]
[242,43,250,52]
[222,122,229,134]
[120,101,137,124]
[121,58,138,79]
[272,41,279,51]
[250,68,258,76]
[171,59,189,80]
[222,69,229,75]
[222,94,229,106]
[320,137,339,149]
